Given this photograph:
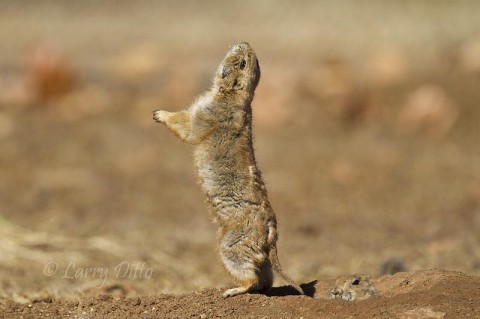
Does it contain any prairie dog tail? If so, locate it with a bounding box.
[267,223,304,295]
[269,245,304,294]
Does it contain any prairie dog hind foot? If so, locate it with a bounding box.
[223,286,252,298]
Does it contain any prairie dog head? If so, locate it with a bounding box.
[214,42,261,97]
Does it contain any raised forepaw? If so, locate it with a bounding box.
[153,110,169,124]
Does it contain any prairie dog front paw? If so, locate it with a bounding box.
[153,110,170,123]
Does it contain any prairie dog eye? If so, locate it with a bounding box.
[240,59,246,70]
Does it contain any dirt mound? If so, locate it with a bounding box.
[1,269,478,319]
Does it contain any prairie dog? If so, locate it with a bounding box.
[153,42,303,298]
[330,275,378,301]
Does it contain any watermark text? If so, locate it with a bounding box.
[43,261,153,288]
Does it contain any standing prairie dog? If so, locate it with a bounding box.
[153,42,303,298]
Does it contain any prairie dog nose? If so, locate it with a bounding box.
[230,42,251,53]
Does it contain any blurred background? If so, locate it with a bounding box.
[1,0,479,301]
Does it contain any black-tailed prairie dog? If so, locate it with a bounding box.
[330,275,378,301]
[153,42,303,298]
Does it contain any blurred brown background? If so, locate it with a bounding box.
[1,0,479,301]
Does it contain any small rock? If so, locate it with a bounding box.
[131,297,141,306]
[367,47,409,86]
[402,307,446,319]
[24,42,76,102]
[341,91,383,126]
[397,84,458,138]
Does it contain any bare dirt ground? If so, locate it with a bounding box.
[1,1,480,318]
[1,270,479,318]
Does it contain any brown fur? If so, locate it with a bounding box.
[330,275,378,301]
[153,42,303,298]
